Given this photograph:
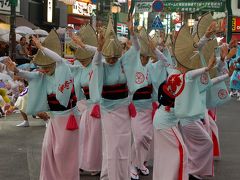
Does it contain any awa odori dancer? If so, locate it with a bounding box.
[152,23,218,180]
[92,15,146,180]
[130,28,169,180]
[6,30,81,180]
[67,24,103,174]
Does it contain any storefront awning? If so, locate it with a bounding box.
[0,14,38,29]
[67,15,90,25]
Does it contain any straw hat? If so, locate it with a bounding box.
[197,13,213,39]
[102,15,122,58]
[74,24,97,61]
[174,25,201,70]
[193,34,199,45]
[32,30,62,66]
[201,39,218,77]
[138,27,154,57]
[151,31,163,46]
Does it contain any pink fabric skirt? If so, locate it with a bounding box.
[79,106,102,171]
[40,113,80,180]
[205,109,221,158]
[100,106,131,180]
[153,126,188,180]
[131,109,153,169]
[180,120,214,176]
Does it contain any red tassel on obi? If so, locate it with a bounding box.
[152,102,158,120]
[90,104,101,118]
[129,102,137,118]
[66,114,79,130]
[165,106,171,112]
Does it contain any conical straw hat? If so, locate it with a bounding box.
[193,34,199,45]
[151,31,163,46]
[138,27,154,57]
[33,30,62,66]
[74,24,97,61]
[197,13,213,39]
[102,14,122,58]
[174,25,201,69]
[201,39,218,78]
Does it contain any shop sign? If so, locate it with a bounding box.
[163,1,225,12]
[135,2,152,13]
[72,1,96,16]
[0,0,20,14]
[117,23,128,36]
[232,17,240,33]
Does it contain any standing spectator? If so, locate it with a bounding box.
[28,39,38,57]
[15,37,31,65]
[0,42,9,57]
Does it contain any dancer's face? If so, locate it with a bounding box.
[79,58,92,67]
[105,57,118,65]
[140,55,150,66]
[39,64,56,76]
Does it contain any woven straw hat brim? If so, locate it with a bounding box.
[33,30,61,66]
[102,37,122,58]
[197,13,213,39]
[138,28,154,57]
[174,25,201,70]
[201,39,218,78]
[102,14,122,58]
[73,24,97,60]
[151,31,163,46]
[193,34,199,44]
[74,48,94,61]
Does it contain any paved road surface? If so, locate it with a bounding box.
[0,99,239,180]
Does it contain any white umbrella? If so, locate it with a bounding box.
[34,29,49,36]
[0,33,22,42]
[56,27,66,35]
[16,26,35,35]
[0,23,10,35]
[39,37,46,43]
[0,29,9,36]
[15,28,27,35]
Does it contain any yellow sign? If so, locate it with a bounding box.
[64,32,75,58]
[232,17,236,32]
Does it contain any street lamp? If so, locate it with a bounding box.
[111,2,121,33]
[111,2,121,13]
[9,0,17,61]
[187,19,195,27]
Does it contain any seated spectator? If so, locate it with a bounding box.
[15,37,31,66]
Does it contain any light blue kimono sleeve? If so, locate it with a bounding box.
[69,65,85,101]
[89,51,103,103]
[162,47,174,66]
[17,70,49,115]
[148,60,167,101]
[174,75,205,119]
[206,74,231,108]
[121,35,142,94]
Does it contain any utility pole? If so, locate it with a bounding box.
[226,0,232,43]
[9,0,17,61]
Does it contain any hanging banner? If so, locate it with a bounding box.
[0,0,20,14]
[162,1,226,12]
[135,2,152,13]
[135,0,225,12]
